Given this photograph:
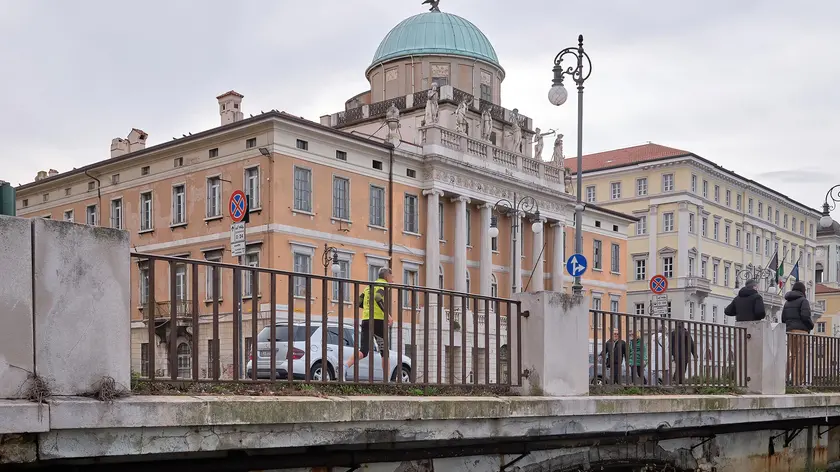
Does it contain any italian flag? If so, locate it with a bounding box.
[777,260,785,289]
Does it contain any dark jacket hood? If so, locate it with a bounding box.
[738,287,758,298]
[784,290,805,302]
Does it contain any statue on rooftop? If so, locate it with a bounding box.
[480,107,493,142]
[532,128,555,160]
[564,167,573,194]
[454,96,471,134]
[507,108,523,153]
[385,102,401,145]
[422,0,441,12]
[424,82,440,125]
[552,133,565,167]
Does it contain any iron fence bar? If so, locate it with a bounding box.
[212,266,220,381]
[507,300,513,387]
[287,277,295,385]
[462,295,468,385]
[382,287,391,383]
[147,260,156,381]
[191,264,199,382]
[422,292,429,384]
[410,290,417,383]
[495,299,501,385]
[169,261,178,381]
[337,281,345,383]
[304,278,312,382]
[396,288,403,384]
[321,279,328,383]
[484,298,490,385]
[437,297,443,384]
[473,296,479,385]
[232,266,242,381]
[250,270,259,382]
[449,293,456,384]
[353,282,360,383]
[269,273,277,382]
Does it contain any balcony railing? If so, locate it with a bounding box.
[131,252,522,388]
[679,276,712,292]
[422,125,567,188]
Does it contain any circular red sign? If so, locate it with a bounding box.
[229,190,247,223]
[649,275,668,294]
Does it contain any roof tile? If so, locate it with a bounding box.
[565,143,690,173]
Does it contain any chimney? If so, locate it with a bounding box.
[48,169,59,177]
[217,90,244,126]
[35,171,48,181]
[110,129,149,158]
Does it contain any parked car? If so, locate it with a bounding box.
[245,321,412,382]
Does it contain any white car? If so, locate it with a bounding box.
[245,321,412,382]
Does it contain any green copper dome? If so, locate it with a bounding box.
[369,11,501,71]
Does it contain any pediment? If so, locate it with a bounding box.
[658,246,677,255]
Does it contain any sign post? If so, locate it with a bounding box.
[649,275,669,317]
[229,190,248,377]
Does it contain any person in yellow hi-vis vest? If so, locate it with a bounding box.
[344,267,393,380]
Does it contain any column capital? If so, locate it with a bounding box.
[531,216,547,223]
[477,202,494,210]
[649,204,659,214]
[422,189,444,197]
[451,195,471,204]
[551,220,566,228]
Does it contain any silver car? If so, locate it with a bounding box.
[245,321,412,382]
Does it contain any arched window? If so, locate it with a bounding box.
[177,343,191,379]
[490,274,498,298]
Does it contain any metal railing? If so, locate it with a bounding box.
[590,310,748,388]
[132,253,522,388]
[787,332,840,388]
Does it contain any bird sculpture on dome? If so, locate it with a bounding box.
[422,0,441,12]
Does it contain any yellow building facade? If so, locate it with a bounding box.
[569,144,823,323]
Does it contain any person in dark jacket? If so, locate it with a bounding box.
[669,322,696,384]
[724,279,766,321]
[599,328,627,384]
[782,281,814,386]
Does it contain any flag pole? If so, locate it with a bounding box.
[779,253,804,294]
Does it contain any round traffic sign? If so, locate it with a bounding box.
[566,253,588,277]
[650,275,668,294]
[229,190,247,223]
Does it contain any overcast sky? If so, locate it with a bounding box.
[2,0,838,217]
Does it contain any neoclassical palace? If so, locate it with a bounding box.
[14,4,634,378]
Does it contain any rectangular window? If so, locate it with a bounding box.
[111,174,120,185]
[63,210,74,222]
[712,262,719,284]
[332,176,350,220]
[206,177,221,217]
[700,304,706,322]
[111,198,123,229]
[724,224,730,244]
[756,235,761,253]
[480,83,492,102]
[140,192,153,231]
[725,189,731,206]
[746,232,752,251]
[209,148,219,158]
[369,185,385,227]
[204,251,222,300]
[336,150,347,161]
[245,167,260,209]
[88,181,96,191]
[703,180,708,198]
[636,216,647,236]
[689,213,695,233]
[810,223,814,237]
[406,168,417,178]
[713,221,719,240]
[402,269,419,308]
[714,185,720,202]
[735,229,741,247]
[296,139,308,151]
[368,264,384,282]
[431,63,450,87]
[242,251,260,298]
[701,217,708,237]
[245,137,257,149]
[439,202,444,240]
[636,178,648,196]
[332,260,351,302]
[466,207,472,246]
[747,198,753,214]
[610,243,620,273]
[691,175,697,193]
[293,167,312,212]
[724,264,730,287]
[174,157,183,167]
[689,302,695,320]
[689,257,695,275]
[141,166,150,176]
[701,259,707,278]
[172,184,186,225]
[586,186,596,203]
[610,182,621,200]
[293,253,312,297]
[404,194,419,233]
[784,214,789,229]
[140,343,149,377]
[662,174,674,192]
[736,194,742,210]
[765,239,770,256]
[775,209,780,224]
[663,257,673,278]
[593,240,602,270]
[635,259,646,281]
[663,213,674,232]
[636,303,646,316]
[712,305,718,323]
[86,204,97,226]
[758,202,763,218]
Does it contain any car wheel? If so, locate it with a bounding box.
[591,376,603,386]
[310,361,335,381]
[391,365,411,383]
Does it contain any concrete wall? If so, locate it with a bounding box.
[0,216,130,399]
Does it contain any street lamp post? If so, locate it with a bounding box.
[322,244,341,276]
[819,185,840,229]
[548,34,592,295]
[487,194,542,293]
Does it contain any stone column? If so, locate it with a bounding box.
[742,320,786,394]
[423,189,443,295]
[648,205,659,280]
[512,211,523,293]
[452,196,470,293]
[678,202,690,277]
[696,205,703,260]
[551,222,565,292]
[529,218,545,292]
[479,203,493,296]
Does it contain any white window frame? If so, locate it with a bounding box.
[332,175,351,221]
[291,244,315,298]
[293,166,313,213]
[206,176,221,218]
[662,256,674,278]
[244,166,261,210]
[585,186,595,203]
[610,243,620,273]
[204,250,223,301]
[63,209,74,222]
[369,185,386,227]
[242,248,260,299]
[636,216,647,236]
[634,258,646,281]
[140,192,153,231]
[404,193,419,233]
[610,182,621,200]
[86,204,98,226]
[172,183,186,225]
[331,255,352,303]
[636,178,648,196]
[110,198,123,229]
[662,174,674,192]
[662,212,674,232]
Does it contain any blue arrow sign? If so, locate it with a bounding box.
[566,254,588,277]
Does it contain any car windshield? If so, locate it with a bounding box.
[257,325,310,342]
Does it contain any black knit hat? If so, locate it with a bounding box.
[792,281,806,293]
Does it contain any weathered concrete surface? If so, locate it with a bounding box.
[0,401,48,434]
[32,219,131,396]
[513,292,589,396]
[743,320,787,395]
[0,216,34,399]
[26,393,840,461]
